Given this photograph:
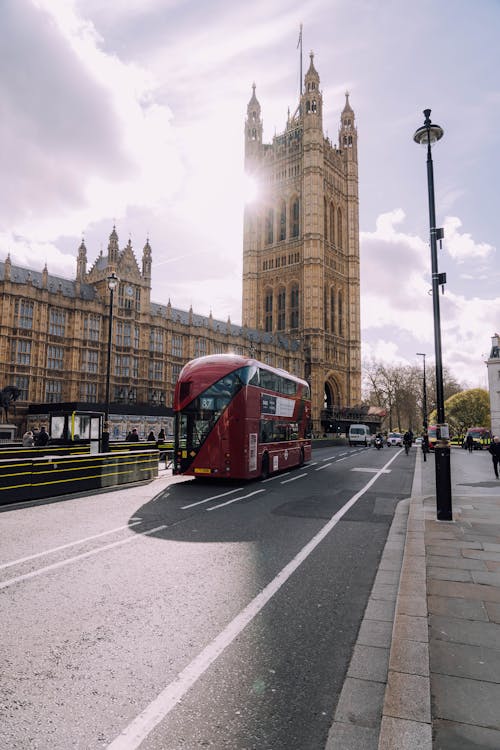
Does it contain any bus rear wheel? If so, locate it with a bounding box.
[260,453,270,480]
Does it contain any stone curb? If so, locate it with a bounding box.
[324,495,410,749]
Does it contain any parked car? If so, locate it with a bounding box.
[387,432,403,447]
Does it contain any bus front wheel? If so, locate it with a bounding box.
[260,453,270,480]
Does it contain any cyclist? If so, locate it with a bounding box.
[403,430,413,455]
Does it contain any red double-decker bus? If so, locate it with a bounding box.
[173,354,312,479]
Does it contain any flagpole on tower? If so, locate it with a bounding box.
[297,23,303,96]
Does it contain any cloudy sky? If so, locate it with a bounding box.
[2,0,499,389]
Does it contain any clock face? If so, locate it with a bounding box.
[126,286,134,296]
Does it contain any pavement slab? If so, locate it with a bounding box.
[327,448,500,750]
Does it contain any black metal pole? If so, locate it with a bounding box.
[418,353,428,462]
[102,286,114,453]
[423,110,452,520]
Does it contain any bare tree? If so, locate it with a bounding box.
[363,359,464,433]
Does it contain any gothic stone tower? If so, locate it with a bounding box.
[242,54,361,431]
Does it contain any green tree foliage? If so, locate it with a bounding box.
[428,388,490,435]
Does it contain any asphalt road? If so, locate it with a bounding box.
[0,444,415,750]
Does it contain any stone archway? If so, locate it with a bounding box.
[321,376,343,435]
[324,378,341,410]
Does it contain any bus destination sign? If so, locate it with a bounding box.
[261,394,295,418]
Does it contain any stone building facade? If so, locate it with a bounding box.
[0,229,300,437]
[0,52,363,438]
[242,53,361,430]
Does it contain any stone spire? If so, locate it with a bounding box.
[142,237,152,282]
[107,226,119,266]
[76,237,87,281]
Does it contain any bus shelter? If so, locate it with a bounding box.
[48,411,102,453]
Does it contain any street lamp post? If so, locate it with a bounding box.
[416,352,428,462]
[413,109,452,520]
[102,272,119,452]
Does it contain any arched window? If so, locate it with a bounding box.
[264,289,273,332]
[306,100,311,113]
[330,287,335,332]
[329,203,335,244]
[277,287,286,330]
[324,287,328,330]
[290,284,299,329]
[338,289,343,336]
[312,100,317,113]
[265,208,274,245]
[337,207,342,248]
[291,198,300,237]
[324,197,328,239]
[279,200,286,241]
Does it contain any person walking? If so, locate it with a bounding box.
[22,430,34,447]
[147,431,155,442]
[488,436,500,479]
[465,433,474,453]
[34,426,49,446]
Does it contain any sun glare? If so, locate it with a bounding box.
[243,174,258,203]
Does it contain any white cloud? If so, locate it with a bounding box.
[443,216,495,262]
[362,339,410,366]
[0,231,75,276]
[1,1,184,243]
[360,209,498,387]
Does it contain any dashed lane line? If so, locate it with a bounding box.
[106,448,402,750]
[0,525,167,592]
[207,489,266,511]
[280,473,308,484]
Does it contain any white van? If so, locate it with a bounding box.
[348,424,371,446]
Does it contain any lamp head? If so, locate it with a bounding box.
[413,109,444,146]
[107,272,119,291]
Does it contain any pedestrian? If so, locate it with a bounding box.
[22,430,34,447]
[147,431,155,442]
[34,426,49,446]
[465,433,474,453]
[157,428,166,442]
[488,436,500,479]
[128,428,139,442]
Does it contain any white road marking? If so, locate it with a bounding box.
[308,462,318,467]
[106,449,401,750]
[352,468,392,473]
[181,487,244,510]
[321,455,337,461]
[0,525,167,591]
[207,489,266,511]
[335,457,349,462]
[262,472,290,483]
[0,522,142,571]
[315,463,332,471]
[280,473,308,484]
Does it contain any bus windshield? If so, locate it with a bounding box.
[177,366,254,452]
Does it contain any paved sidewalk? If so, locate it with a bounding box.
[327,446,500,749]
